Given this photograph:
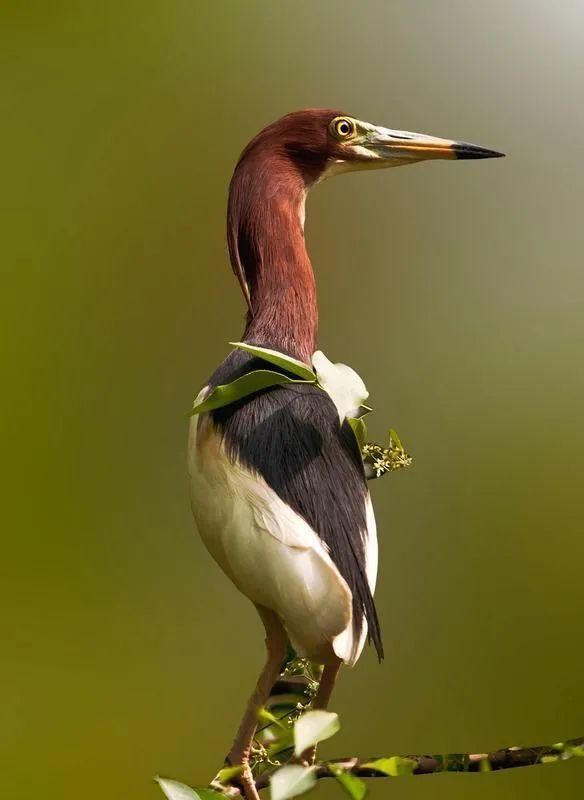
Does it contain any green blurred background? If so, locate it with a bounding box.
[2,1,583,798]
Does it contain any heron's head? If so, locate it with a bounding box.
[239,108,504,186]
[229,109,504,319]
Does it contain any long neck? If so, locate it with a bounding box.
[228,154,318,364]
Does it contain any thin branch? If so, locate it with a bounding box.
[254,737,584,789]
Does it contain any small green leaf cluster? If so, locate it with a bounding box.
[347,417,412,479]
[361,429,412,478]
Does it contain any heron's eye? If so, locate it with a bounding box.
[332,118,355,139]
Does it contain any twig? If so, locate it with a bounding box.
[254,737,584,789]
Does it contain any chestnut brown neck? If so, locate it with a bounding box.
[227,152,318,364]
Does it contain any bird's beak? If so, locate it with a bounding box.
[363,124,505,163]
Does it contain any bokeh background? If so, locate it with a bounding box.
[2,1,584,798]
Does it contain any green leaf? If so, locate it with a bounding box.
[189,370,311,416]
[348,417,368,450]
[362,756,416,777]
[329,764,367,800]
[270,765,316,800]
[155,777,223,800]
[230,342,317,381]
[389,428,403,450]
[258,707,288,730]
[215,765,244,784]
[294,710,340,757]
[267,729,295,758]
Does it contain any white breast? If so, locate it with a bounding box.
[188,412,378,666]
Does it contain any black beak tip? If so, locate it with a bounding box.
[454,142,505,160]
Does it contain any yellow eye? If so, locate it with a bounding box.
[332,118,355,139]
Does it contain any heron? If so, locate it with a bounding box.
[188,109,503,798]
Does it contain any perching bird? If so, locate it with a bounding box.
[188,109,502,798]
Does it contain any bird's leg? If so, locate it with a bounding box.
[312,657,342,710]
[225,606,288,800]
[299,656,342,766]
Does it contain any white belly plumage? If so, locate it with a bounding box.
[188,413,378,666]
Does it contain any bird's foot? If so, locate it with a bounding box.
[210,775,241,798]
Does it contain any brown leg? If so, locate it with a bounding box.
[300,656,342,765]
[312,657,342,711]
[226,606,288,800]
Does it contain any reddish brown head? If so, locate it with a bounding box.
[227,108,503,362]
[233,108,359,187]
